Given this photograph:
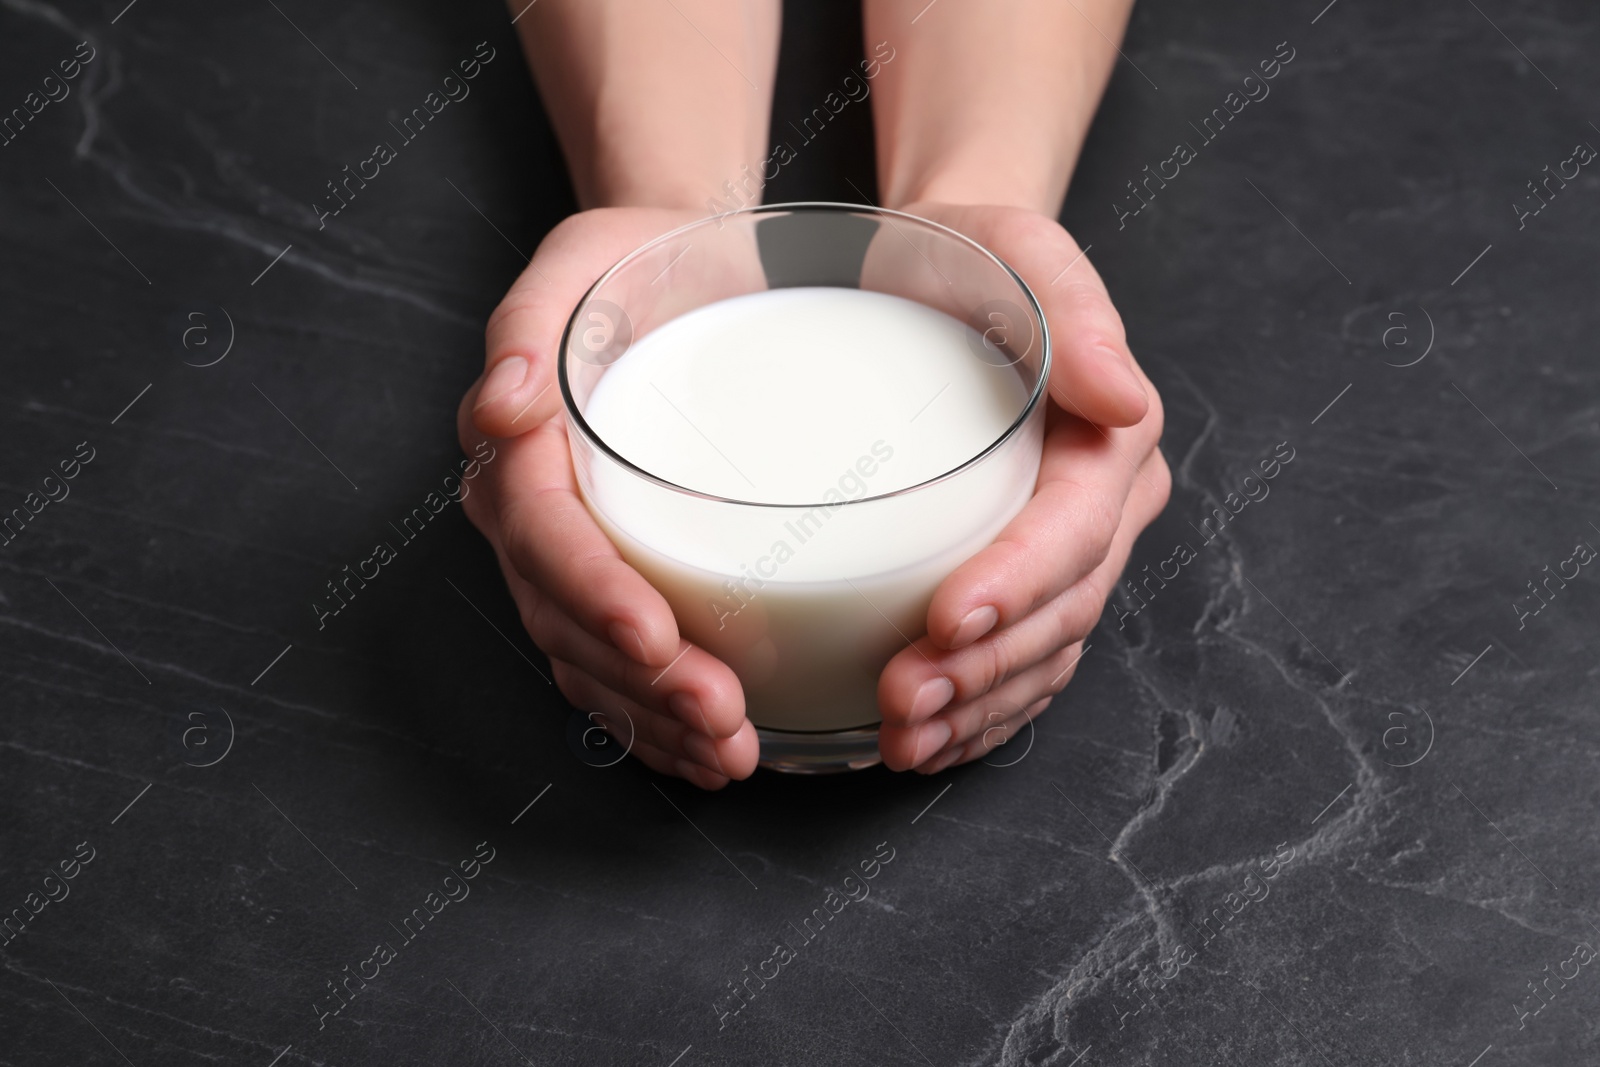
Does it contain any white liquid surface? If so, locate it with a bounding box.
[578,287,1042,731]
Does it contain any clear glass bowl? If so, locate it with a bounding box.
[560,203,1049,772]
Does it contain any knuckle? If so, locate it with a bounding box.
[1080,568,1119,622]
[1052,589,1099,648]
[987,536,1043,611]
[570,553,631,614]
[968,637,1011,698]
[484,293,548,355]
[498,508,538,571]
[484,298,528,344]
[1077,491,1122,567]
[1058,288,1125,346]
[988,204,1054,249]
[1058,277,1111,319]
[522,592,564,653]
[692,663,744,720]
[967,619,1039,699]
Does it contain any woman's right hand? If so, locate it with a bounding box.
[460,207,760,789]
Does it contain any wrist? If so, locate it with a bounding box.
[569,136,746,214]
[583,171,738,214]
[584,127,765,214]
[884,165,1063,218]
[877,127,1074,218]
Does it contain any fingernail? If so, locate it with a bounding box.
[607,621,647,664]
[668,692,711,734]
[909,677,955,722]
[474,355,529,409]
[1093,344,1146,407]
[911,719,952,765]
[951,605,998,649]
[681,732,724,775]
[919,747,965,775]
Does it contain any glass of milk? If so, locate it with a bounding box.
[560,203,1048,773]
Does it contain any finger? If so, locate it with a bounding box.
[911,644,1083,772]
[487,540,748,740]
[880,641,1081,772]
[556,664,754,788]
[551,660,705,779]
[532,604,748,740]
[1040,255,1148,428]
[473,208,694,438]
[926,409,1166,651]
[880,577,1101,728]
[477,415,683,668]
[979,208,1148,427]
[885,449,1171,769]
[928,697,1052,774]
[551,660,759,785]
[577,701,727,790]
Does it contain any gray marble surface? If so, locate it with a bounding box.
[2,0,1597,1064]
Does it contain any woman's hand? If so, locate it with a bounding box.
[460,207,761,789]
[875,203,1169,773]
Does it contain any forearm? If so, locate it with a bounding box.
[863,0,1135,215]
[511,0,781,210]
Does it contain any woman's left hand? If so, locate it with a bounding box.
[875,202,1170,773]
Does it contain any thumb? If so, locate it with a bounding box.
[900,202,1149,428]
[472,207,695,439]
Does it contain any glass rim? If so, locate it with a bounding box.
[557,201,1051,510]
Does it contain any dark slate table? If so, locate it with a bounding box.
[3,0,1596,1064]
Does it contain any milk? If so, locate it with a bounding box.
[578,287,1042,732]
